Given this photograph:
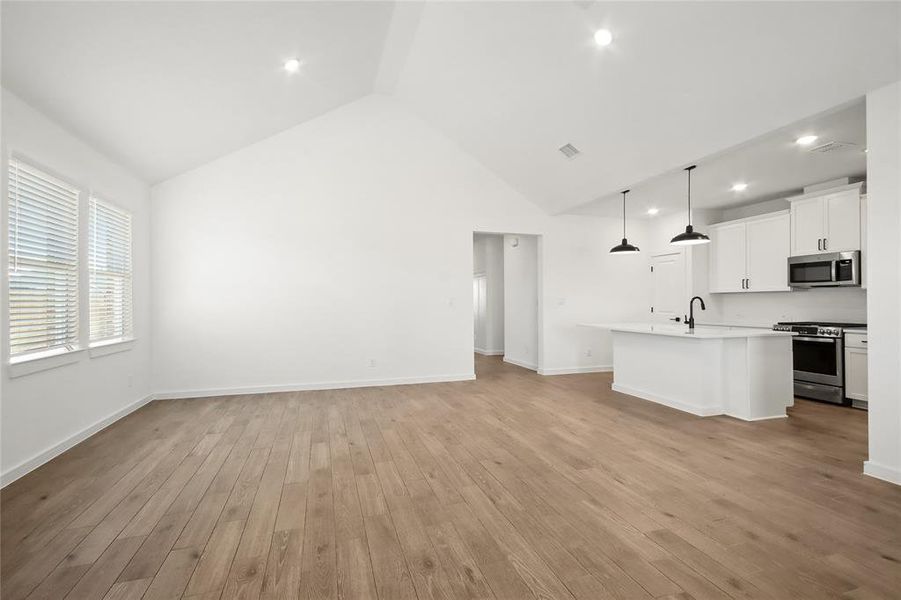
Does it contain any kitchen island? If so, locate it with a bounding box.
[581,323,795,421]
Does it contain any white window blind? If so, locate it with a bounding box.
[89,196,133,344]
[7,158,80,359]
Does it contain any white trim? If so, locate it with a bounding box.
[727,413,788,422]
[784,181,863,203]
[864,461,901,486]
[502,356,538,371]
[0,393,154,487]
[611,382,722,417]
[153,373,476,400]
[538,365,612,376]
[89,338,135,358]
[474,348,504,356]
[8,348,84,378]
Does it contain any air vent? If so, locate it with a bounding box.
[808,141,857,154]
[559,143,581,159]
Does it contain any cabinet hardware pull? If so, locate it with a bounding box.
[818,238,822,251]
[824,238,828,250]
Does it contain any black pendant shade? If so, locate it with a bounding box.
[610,189,640,254]
[670,165,710,246]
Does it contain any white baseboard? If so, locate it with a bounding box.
[474,348,504,356]
[502,356,538,372]
[611,383,722,417]
[1,393,154,488]
[538,365,612,376]
[864,460,901,486]
[153,373,476,400]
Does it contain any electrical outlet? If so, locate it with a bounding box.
[368,359,377,368]
[585,348,592,357]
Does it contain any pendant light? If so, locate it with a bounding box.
[610,189,640,254]
[670,165,710,246]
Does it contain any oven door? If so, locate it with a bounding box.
[792,335,843,386]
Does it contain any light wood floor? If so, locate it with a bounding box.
[3,356,900,600]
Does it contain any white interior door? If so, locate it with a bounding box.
[650,252,686,323]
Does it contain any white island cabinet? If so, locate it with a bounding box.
[581,323,795,421]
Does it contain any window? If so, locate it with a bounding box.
[7,158,80,360]
[89,196,133,345]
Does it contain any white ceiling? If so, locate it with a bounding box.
[1,1,898,201]
[386,1,899,214]
[1,1,395,183]
[570,99,868,219]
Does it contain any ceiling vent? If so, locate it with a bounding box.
[807,140,857,154]
[559,143,581,159]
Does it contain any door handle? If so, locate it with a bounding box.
[823,238,828,250]
[818,238,822,251]
[746,278,750,289]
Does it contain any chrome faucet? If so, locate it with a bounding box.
[686,296,706,330]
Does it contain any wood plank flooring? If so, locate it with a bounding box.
[3,355,900,599]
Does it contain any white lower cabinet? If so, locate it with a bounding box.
[845,331,868,407]
[709,211,790,293]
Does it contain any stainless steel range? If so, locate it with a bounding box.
[772,321,866,405]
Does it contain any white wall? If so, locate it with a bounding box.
[0,89,152,483]
[472,233,503,354]
[503,235,538,370]
[151,95,649,396]
[864,81,901,485]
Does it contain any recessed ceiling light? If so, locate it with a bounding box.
[594,29,613,47]
[796,134,818,146]
[647,208,659,215]
[283,58,302,73]
[731,182,748,192]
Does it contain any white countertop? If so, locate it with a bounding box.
[845,327,868,333]
[579,322,794,339]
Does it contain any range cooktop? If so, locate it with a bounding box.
[776,321,866,328]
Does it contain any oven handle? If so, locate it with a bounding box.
[794,336,836,343]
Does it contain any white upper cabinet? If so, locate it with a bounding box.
[791,196,826,255]
[746,213,791,291]
[825,190,861,252]
[709,222,747,293]
[789,184,862,255]
[709,211,790,293]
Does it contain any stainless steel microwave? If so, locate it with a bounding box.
[788,251,860,288]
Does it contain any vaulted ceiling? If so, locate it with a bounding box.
[1,1,395,182]
[3,1,899,214]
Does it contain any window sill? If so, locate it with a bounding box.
[89,338,136,358]
[8,348,84,378]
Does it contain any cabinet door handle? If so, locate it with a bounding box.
[746,278,750,289]
[818,238,822,251]
[823,238,828,250]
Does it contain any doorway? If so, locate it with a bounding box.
[472,232,540,375]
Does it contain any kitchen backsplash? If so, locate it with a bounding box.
[710,287,867,327]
